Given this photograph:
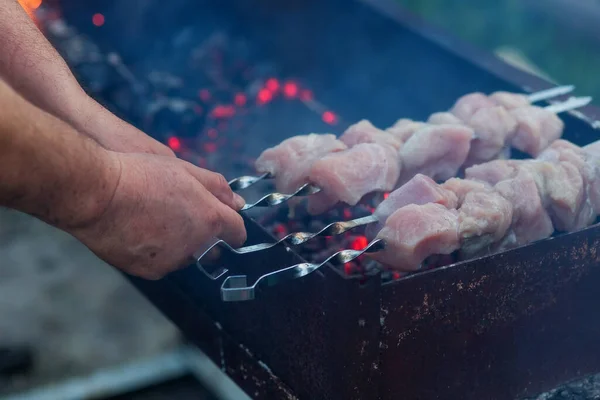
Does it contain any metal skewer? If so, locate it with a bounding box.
[228,172,271,191]
[196,215,378,266]
[240,182,321,211]
[220,238,386,301]
[544,96,592,114]
[526,85,574,103]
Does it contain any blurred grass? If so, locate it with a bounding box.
[396,0,600,104]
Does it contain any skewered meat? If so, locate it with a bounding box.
[441,177,489,204]
[489,91,530,109]
[450,92,496,121]
[509,106,564,156]
[491,168,555,247]
[367,174,458,238]
[398,124,474,184]
[469,157,589,232]
[386,118,427,143]
[465,160,523,185]
[458,188,513,256]
[255,134,347,193]
[427,112,463,125]
[371,203,460,271]
[464,106,517,165]
[306,143,401,215]
[539,140,600,218]
[340,120,403,150]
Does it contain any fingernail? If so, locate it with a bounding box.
[233,193,246,209]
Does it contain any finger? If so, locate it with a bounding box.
[212,203,247,248]
[184,163,245,210]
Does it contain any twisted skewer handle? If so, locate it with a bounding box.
[220,238,386,301]
[228,172,271,191]
[240,183,321,211]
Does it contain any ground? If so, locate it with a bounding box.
[0,208,180,395]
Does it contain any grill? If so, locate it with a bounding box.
[40,0,600,398]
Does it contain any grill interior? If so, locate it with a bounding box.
[41,0,600,399]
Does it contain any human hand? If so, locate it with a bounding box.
[73,95,176,157]
[70,152,246,279]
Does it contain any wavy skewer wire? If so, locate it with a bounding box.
[196,215,379,266]
[239,182,321,211]
[220,238,386,301]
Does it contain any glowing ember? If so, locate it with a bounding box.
[207,128,218,139]
[193,104,204,115]
[322,111,337,125]
[343,208,352,220]
[351,236,368,251]
[383,193,390,199]
[234,93,247,106]
[204,142,217,153]
[18,0,41,19]
[257,89,273,105]
[283,81,299,98]
[167,136,182,151]
[265,78,280,92]
[300,89,313,101]
[392,272,401,280]
[210,105,236,119]
[198,89,211,102]
[92,13,105,27]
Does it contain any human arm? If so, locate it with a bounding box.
[0,79,246,279]
[0,0,174,157]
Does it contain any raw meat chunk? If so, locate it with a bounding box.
[340,119,403,150]
[255,134,347,193]
[307,143,401,215]
[450,92,496,121]
[370,203,460,271]
[509,106,564,156]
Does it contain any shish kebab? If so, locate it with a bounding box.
[235,89,590,213]
[229,85,575,191]
[214,138,600,301]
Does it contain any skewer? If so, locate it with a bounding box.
[220,239,385,301]
[196,215,378,265]
[237,97,591,212]
[240,182,321,211]
[228,86,577,192]
[544,96,592,114]
[526,85,574,103]
[228,172,271,191]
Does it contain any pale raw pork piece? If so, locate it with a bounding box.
[398,124,474,184]
[450,92,496,121]
[427,112,462,125]
[489,91,530,109]
[509,106,564,156]
[386,119,427,143]
[306,143,401,215]
[367,174,458,238]
[370,203,460,271]
[464,106,517,166]
[458,188,513,257]
[441,177,489,205]
[340,119,403,150]
[519,161,588,232]
[494,168,554,247]
[465,159,523,186]
[255,134,347,193]
[584,141,600,158]
[541,140,600,219]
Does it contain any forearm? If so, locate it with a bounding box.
[0,1,172,156]
[0,1,91,127]
[0,79,119,230]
